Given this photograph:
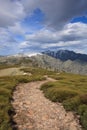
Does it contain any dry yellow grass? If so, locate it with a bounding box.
[0,68,23,76]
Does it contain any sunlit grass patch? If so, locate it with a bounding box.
[41,73,87,130]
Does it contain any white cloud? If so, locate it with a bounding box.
[0,0,25,27]
[26,23,87,43]
[23,22,87,53]
[0,28,14,43]
[26,29,58,43]
[0,0,87,55]
[0,27,20,55]
[9,22,25,35]
[21,0,87,29]
[0,0,87,29]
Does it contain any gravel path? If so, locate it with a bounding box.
[12,78,82,130]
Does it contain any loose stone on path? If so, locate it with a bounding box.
[12,78,82,130]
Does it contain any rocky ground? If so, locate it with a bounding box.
[12,78,82,130]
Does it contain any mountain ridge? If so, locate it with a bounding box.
[42,50,87,62]
[0,50,87,75]
[31,54,87,75]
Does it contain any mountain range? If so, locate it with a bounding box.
[0,50,87,75]
[31,50,87,75]
[42,50,87,62]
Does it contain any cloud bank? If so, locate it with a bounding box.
[20,22,87,54]
[0,0,87,55]
[22,0,87,28]
[0,0,25,27]
[0,0,87,28]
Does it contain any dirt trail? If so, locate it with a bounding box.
[12,78,82,130]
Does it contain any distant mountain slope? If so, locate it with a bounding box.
[0,55,32,66]
[0,50,87,75]
[42,50,87,62]
[31,54,87,75]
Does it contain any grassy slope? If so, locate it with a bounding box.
[0,68,23,77]
[0,65,87,130]
[0,76,18,130]
[0,66,55,130]
[41,73,87,130]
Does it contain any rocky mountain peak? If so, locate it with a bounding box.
[42,50,87,62]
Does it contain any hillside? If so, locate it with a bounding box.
[0,66,87,129]
[0,50,87,75]
[42,50,87,62]
[0,61,87,129]
[31,54,87,75]
[0,55,33,69]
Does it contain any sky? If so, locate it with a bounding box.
[0,0,87,55]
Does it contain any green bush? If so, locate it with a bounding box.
[41,72,87,130]
[45,89,78,102]
[63,96,81,111]
[77,105,87,130]
[40,82,54,92]
[80,110,87,130]
[80,94,87,104]
[78,104,87,115]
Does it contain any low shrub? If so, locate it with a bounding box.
[80,94,87,104]
[63,96,81,111]
[78,104,87,115]
[40,82,54,92]
[41,72,87,130]
[80,110,87,130]
[45,88,78,102]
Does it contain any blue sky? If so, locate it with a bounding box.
[0,0,87,55]
[71,16,87,23]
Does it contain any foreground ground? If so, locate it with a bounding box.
[12,78,82,130]
[0,66,87,130]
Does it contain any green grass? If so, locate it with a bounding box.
[20,67,56,76]
[0,65,20,70]
[1,66,87,130]
[0,67,53,130]
[41,73,87,130]
[0,76,18,130]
